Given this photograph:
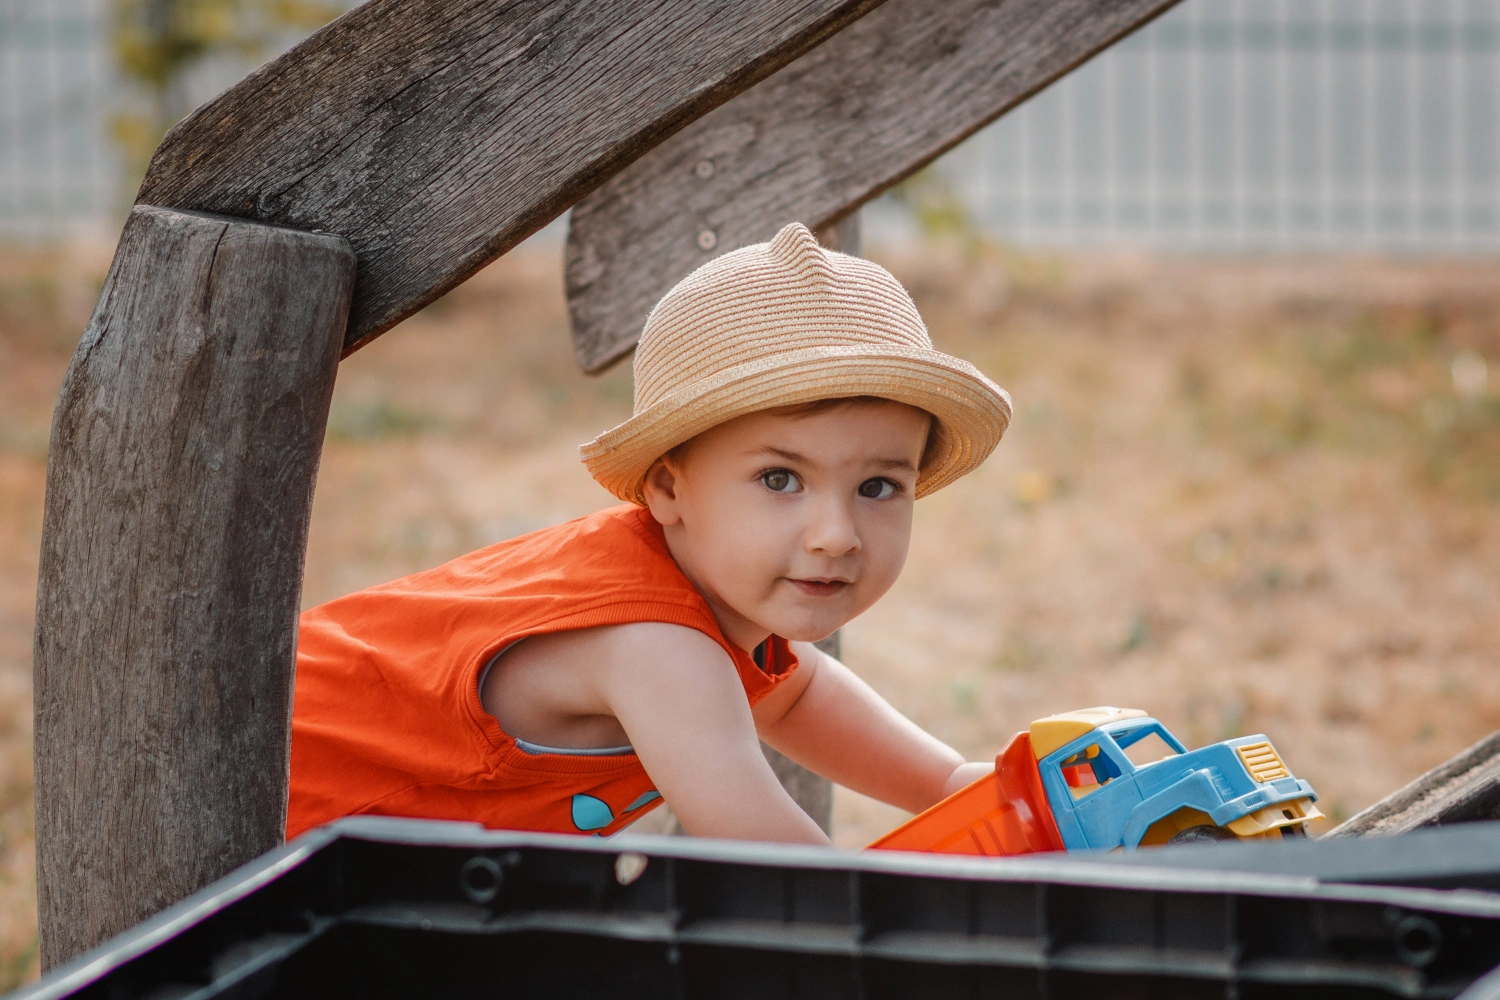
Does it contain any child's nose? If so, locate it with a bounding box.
[805,496,861,556]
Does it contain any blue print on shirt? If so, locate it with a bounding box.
[571,794,614,831]
[571,790,662,831]
[624,790,661,812]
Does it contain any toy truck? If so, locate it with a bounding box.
[871,706,1321,855]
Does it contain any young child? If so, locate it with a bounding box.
[287,223,1012,845]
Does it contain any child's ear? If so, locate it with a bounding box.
[642,456,684,526]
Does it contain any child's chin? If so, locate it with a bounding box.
[754,595,857,644]
[770,614,851,645]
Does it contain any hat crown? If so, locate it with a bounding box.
[632,223,932,413]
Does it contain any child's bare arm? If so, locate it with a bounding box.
[754,643,990,814]
[594,624,831,845]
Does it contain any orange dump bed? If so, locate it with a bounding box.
[868,731,1066,856]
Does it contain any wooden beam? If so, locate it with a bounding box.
[1324,731,1500,839]
[566,0,1182,372]
[135,0,888,357]
[33,206,355,967]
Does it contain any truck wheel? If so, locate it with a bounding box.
[1166,824,1237,846]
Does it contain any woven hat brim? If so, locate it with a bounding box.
[581,345,1013,505]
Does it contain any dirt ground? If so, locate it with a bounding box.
[1,237,1497,988]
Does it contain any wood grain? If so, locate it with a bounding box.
[33,206,355,967]
[135,0,888,357]
[566,0,1181,372]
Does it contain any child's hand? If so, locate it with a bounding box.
[941,761,996,798]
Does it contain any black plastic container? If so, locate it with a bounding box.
[15,817,1500,999]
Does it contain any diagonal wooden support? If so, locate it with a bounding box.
[1324,731,1500,839]
[565,0,1182,373]
[135,0,888,357]
[33,207,355,966]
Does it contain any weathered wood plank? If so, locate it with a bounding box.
[33,206,355,967]
[566,0,1181,372]
[135,0,889,357]
[1324,731,1500,838]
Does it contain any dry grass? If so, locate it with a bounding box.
[1,238,1498,986]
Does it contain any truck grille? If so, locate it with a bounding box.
[1237,741,1290,782]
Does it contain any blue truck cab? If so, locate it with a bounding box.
[1029,707,1322,850]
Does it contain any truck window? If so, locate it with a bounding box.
[1058,744,1121,799]
[1118,731,1180,767]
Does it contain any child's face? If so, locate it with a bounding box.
[643,400,930,650]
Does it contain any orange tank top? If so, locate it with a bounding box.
[287,503,799,839]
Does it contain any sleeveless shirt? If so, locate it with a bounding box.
[287,504,799,839]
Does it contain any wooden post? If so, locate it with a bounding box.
[632,217,856,839]
[761,629,844,835]
[33,206,355,967]
[755,213,861,836]
[624,217,856,840]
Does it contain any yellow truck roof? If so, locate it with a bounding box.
[1030,706,1149,758]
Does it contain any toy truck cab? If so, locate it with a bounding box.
[1033,707,1321,849]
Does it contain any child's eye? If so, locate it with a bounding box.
[858,477,897,499]
[761,469,802,493]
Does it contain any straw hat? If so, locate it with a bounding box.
[581,222,1012,504]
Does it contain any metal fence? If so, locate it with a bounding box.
[3,0,1499,251]
[920,0,1500,252]
[0,0,118,240]
[0,0,344,241]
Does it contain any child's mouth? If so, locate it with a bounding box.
[789,578,849,597]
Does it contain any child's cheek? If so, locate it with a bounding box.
[715,507,781,599]
[866,516,913,594]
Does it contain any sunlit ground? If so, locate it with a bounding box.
[0,239,1496,987]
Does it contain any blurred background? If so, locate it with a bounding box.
[2,0,1498,986]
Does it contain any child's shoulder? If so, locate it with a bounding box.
[345,503,667,597]
[496,618,729,676]
[301,502,704,637]
[456,502,692,600]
